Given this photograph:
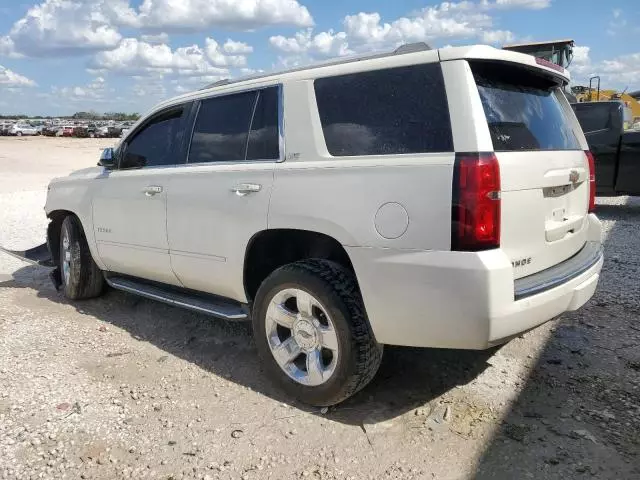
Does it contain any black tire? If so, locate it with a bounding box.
[59,215,104,300]
[252,259,383,406]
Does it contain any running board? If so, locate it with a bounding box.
[0,242,54,267]
[105,275,249,321]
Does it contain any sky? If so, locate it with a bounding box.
[0,0,638,116]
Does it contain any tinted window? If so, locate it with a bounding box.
[121,106,186,169]
[246,87,280,160]
[573,103,612,132]
[472,62,580,151]
[314,64,453,156]
[189,91,256,163]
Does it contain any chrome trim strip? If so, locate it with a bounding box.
[170,249,226,262]
[97,240,169,254]
[514,241,603,300]
[105,277,248,320]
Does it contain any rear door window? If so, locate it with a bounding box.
[314,63,453,156]
[572,103,612,132]
[471,62,580,151]
[189,91,257,164]
[188,86,280,163]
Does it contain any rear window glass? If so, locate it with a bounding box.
[572,103,612,132]
[472,62,580,151]
[314,63,453,156]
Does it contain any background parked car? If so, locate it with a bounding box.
[61,126,74,137]
[10,124,39,136]
[0,123,13,136]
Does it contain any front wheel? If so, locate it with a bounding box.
[252,259,383,406]
[59,215,104,300]
[16,131,22,137]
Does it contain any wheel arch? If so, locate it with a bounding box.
[243,228,357,302]
[46,209,79,267]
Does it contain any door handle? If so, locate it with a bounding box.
[231,183,261,196]
[142,185,163,196]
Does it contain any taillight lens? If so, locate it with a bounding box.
[452,153,501,251]
[585,150,596,212]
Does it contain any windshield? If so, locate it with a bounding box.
[472,62,580,151]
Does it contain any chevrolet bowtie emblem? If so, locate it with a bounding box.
[569,170,579,184]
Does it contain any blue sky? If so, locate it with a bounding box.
[0,0,638,116]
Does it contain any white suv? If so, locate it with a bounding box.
[11,123,39,136]
[27,44,605,405]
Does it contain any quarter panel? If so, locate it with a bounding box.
[271,159,454,249]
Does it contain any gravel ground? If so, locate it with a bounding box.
[0,137,639,480]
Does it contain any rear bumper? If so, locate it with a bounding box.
[348,214,603,350]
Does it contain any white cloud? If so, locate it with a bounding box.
[132,77,166,98]
[50,76,110,103]
[1,0,309,58]
[490,0,551,9]
[6,0,133,57]
[270,29,352,57]
[223,40,253,55]
[270,1,526,61]
[572,46,591,66]
[0,36,21,58]
[569,47,640,89]
[92,38,230,77]
[135,0,313,30]
[607,9,628,36]
[480,29,515,44]
[140,32,170,44]
[205,38,250,67]
[0,65,36,87]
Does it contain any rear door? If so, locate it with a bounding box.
[166,86,279,302]
[470,61,591,279]
[572,102,621,193]
[616,130,640,195]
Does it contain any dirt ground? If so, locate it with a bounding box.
[0,136,638,480]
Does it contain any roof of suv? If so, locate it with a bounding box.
[152,43,571,114]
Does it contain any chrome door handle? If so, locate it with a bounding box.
[231,183,261,196]
[143,185,163,196]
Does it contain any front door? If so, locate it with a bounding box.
[167,86,281,302]
[93,103,192,285]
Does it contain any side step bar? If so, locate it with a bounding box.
[105,275,249,321]
[0,242,54,267]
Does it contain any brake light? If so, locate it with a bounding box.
[585,150,596,212]
[451,153,501,251]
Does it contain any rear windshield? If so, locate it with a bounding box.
[471,62,580,151]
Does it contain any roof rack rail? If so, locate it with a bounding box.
[200,78,231,90]
[198,42,433,91]
[394,42,431,54]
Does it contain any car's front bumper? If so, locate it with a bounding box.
[0,242,53,267]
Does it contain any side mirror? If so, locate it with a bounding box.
[98,147,115,168]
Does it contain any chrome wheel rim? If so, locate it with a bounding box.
[61,229,71,286]
[265,288,339,386]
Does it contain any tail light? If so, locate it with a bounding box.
[585,150,596,212]
[452,152,501,251]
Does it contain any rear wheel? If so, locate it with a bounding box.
[252,259,382,406]
[16,131,22,137]
[59,215,104,300]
